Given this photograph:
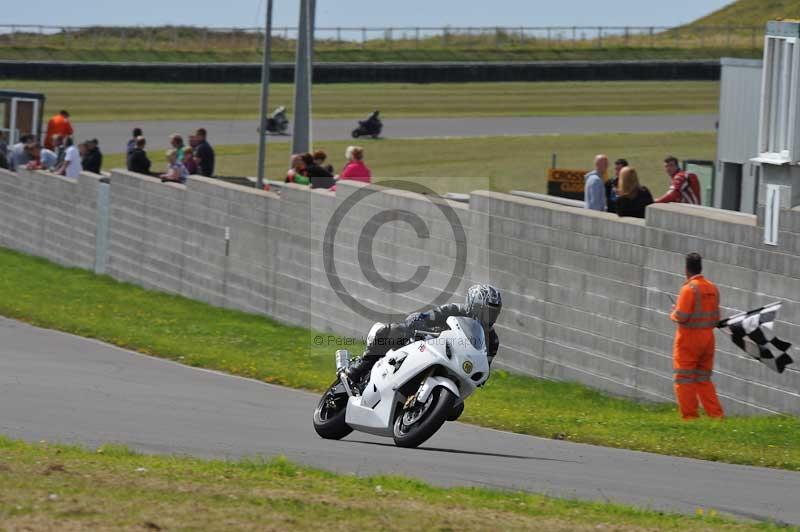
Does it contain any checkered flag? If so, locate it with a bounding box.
[717,303,794,374]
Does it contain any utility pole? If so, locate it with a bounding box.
[256,0,274,190]
[291,0,314,155]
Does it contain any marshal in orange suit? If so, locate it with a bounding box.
[44,110,73,150]
[670,252,724,420]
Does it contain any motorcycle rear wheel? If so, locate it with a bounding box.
[313,381,353,440]
[393,387,456,448]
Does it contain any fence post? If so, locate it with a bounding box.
[65,26,71,49]
[597,26,602,48]
[386,27,392,48]
[572,26,576,43]
[336,26,341,43]
[546,27,551,46]
[649,26,654,47]
[415,27,420,48]
[442,27,447,47]
[674,27,679,48]
[362,27,366,47]
[173,26,178,49]
[520,26,524,45]
[38,25,44,47]
[9,25,15,45]
[624,27,629,47]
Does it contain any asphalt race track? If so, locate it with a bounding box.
[75,114,717,154]
[2,316,798,525]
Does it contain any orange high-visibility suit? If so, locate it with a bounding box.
[44,114,73,150]
[670,274,724,419]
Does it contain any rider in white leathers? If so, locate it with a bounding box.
[345,284,502,386]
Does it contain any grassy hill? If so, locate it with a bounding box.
[685,0,800,28]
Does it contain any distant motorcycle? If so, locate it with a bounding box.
[352,110,382,139]
[264,106,289,135]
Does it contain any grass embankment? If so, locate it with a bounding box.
[1,248,798,471]
[684,0,800,30]
[0,80,721,121]
[104,132,718,194]
[0,437,776,531]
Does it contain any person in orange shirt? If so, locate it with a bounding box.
[670,253,724,420]
[44,110,73,150]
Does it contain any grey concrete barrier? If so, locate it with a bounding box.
[1,167,798,416]
[0,60,722,83]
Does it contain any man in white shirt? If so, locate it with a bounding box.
[584,154,608,211]
[56,137,82,178]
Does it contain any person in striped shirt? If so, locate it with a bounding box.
[654,155,701,205]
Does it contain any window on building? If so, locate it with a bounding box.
[758,35,800,163]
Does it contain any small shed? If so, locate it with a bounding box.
[0,90,46,145]
[715,58,763,213]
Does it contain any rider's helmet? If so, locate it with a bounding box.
[465,284,502,327]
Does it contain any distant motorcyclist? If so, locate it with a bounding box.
[344,284,502,386]
[352,110,383,139]
[263,106,289,134]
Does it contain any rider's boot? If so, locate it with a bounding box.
[344,355,377,390]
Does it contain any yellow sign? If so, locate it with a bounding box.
[546,168,608,200]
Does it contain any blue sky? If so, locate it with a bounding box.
[11,1,732,29]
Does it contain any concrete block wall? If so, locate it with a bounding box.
[1,167,798,415]
[0,168,102,270]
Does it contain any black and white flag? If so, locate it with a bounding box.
[717,303,794,374]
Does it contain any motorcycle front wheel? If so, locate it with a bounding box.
[312,380,353,440]
[351,129,361,138]
[393,387,456,448]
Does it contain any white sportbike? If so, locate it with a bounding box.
[313,316,490,448]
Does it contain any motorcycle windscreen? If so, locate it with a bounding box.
[454,317,486,352]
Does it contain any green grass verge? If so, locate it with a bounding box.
[0,80,720,121]
[0,436,780,531]
[104,132,718,195]
[1,247,799,471]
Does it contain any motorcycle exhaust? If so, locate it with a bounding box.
[335,349,352,371]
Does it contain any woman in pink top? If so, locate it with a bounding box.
[339,145,371,183]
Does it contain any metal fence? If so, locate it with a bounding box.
[0,24,766,52]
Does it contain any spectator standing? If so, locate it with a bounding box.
[44,110,73,150]
[169,133,185,161]
[82,138,103,174]
[160,149,189,184]
[615,167,654,219]
[127,136,152,175]
[654,155,701,205]
[26,143,58,171]
[193,128,215,177]
[51,135,66,167]
[583,154,608,211]
[127,128,143,156]
[606,158,627,214]
[303,152,335,189]
[313,149,334,174]
[339,146,371,183]
[182,146,198,175]
[56,136,82,179]
[8,134,34,171]
[285,154,309,185]
[670,253,724,420]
